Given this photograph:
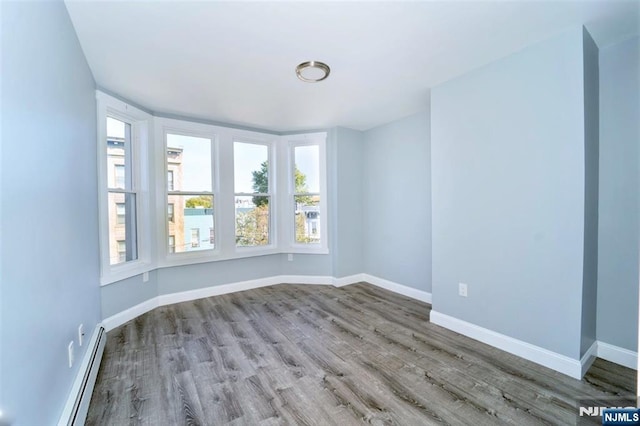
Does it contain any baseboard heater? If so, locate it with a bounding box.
[58,325,106,426]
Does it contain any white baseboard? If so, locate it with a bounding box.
[362,273,432,304]
[581,341,598,377]
[333,273,366,287]
[430,310,585,379]
[102,273,427,331]
[102,297,158,331]
[597,341,638,370]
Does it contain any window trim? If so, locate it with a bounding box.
[233,139,277,251]
[155,118,221,266]
[97,91,153,285]
[285,133,329,254]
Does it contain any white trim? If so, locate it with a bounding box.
[430,310,585,379]
[333,273,367,287]
[597,341,638,370]
[57,325,106,426]
[102,297,158,331]
[362,273,432,304]
[581,341,598,377]
[97,90,154,286]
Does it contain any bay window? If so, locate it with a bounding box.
[97,91,152,284]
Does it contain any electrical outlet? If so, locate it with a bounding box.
[458,283,468,297]
[78,324,84,347]
[287,254,293,262]
[68,341,74,368]
[143,271,149,282]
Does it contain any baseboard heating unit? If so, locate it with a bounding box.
[58,325,106,426]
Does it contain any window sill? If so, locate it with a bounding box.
[157,247,282,269]
[100,260,155,286]
[100,246,331,285]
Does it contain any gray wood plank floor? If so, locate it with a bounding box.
[87,283,636,425]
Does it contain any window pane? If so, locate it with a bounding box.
[235,196,269,247]
[107,117,131,190]
[116,203,125,225]
[114,165,125,189]
[167,134,212,192]
[167,170,174,191]
[108,192,138,264]
[167,194,214,253]
[294,145,320,193]
[294,195,320,244]
[117,241,126,262]
[234,142,268,194]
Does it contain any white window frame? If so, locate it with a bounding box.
[156,118,220,266]
[97,91,153,285]
[232,138,277,253]
[151,117,326,268]
[284,133,329,254]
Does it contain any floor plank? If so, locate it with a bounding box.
[87,283,636,425]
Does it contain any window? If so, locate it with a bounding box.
[117,240,126,263]
[190,228,200,248]
[116,203,126,225]
[97,91,152,285]
[114,165,125,188]
[167,170,174,191]
[154,118,325,268]
[234,142,271,247]
[106,116,138,265]
[292,144,321,244]
[166,132,214,254]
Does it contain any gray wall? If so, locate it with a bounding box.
[597,36,640,351]
[1,2,101,425]
[431,28,587,359]
[332,127,364,278]
[101,272,158,319]
[580,28,599,357]
[363,110,432,293]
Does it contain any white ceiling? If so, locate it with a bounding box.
[65,1,639,132]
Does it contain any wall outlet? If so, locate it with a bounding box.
[287,254,293,262]
[78,324,84,347]
[143,271,149,282]
[458,283,468,297]
[68,341,74,368]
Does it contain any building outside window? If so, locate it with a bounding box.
[168,203,175,222]
[166,133,214,254]
[190,228,200,248]
[106,116,138,265]
[167,170,174,191]
[117,240,126,263]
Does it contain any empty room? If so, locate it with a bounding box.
[2,0,639,425]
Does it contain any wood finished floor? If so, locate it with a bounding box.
[87,283,636,425]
